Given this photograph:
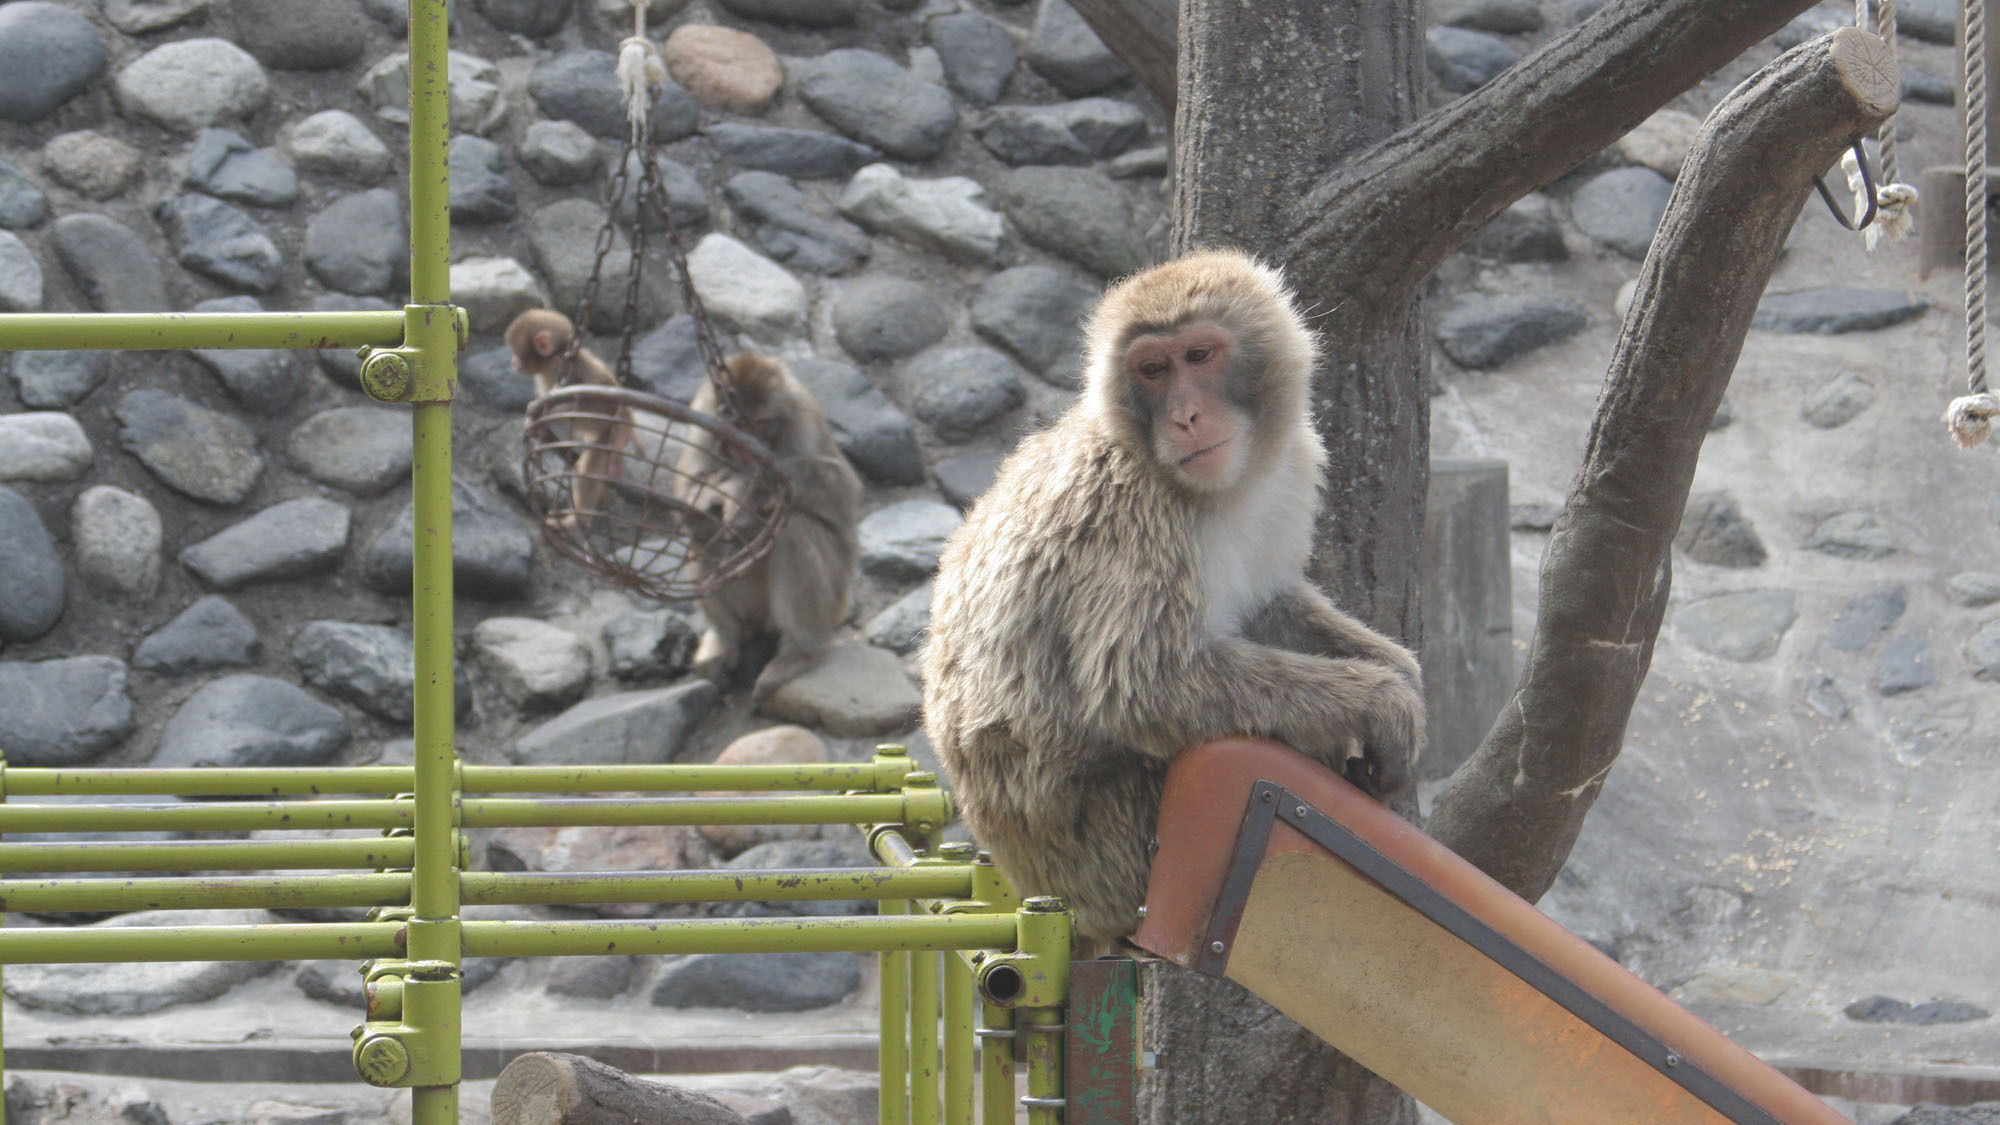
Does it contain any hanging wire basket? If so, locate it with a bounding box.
[523,383,791,602]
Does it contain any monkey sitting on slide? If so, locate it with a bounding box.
[922,250,1426,947]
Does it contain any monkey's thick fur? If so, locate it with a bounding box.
[922,251,1425,945]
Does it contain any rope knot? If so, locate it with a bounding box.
[617,35,665,144]
[1944,392,2000,449]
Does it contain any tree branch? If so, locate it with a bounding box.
[1288,0,1821,315]
[1067,0,1177,116]
[1425,29,1900,900]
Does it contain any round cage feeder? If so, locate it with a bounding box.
[523,383,791,602]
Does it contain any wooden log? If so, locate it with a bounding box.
[490,1051,749,1125]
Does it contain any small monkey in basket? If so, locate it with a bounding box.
[507,309,635,532]
[677,353,864,703]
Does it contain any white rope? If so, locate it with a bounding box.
[617,35,665,148]
[1946,0,1994,447]
[1846,0,1920,249]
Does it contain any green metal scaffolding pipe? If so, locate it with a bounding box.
[0,923,404,963]
[459,794,917,828]
[461,913,1022,958]
[0,874,412,914]
[0,311,405,352]
[0,762,917,797]
[0,838,418,872]
[0,794,922,833]
[0,802,410,832]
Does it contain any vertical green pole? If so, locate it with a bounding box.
[405,1,460,1122]
[1017,899,1071,1125]
[910,949,940,1124]
[977,1003,1015,1125]
[942,952,974,1125]
[880,900,909,1125]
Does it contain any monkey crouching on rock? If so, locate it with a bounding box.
[922,250,1426,947]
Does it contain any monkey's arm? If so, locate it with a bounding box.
[1244,585,1423,691]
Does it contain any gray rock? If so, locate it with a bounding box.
[5,911,281,1014]
[310,293,398,385]
[116,389,265,505]
[859,499,962,580]
[706,123,881,180]
[455,257,548,335]
[932,449,1004,508]
[928,12,1017,105]
[105,0,210,34]
[832,277,949,363]
[228,0,367,70]
[0,413,91,483]
[282,110,393,182]
[865,585,931,654]
[53,213,168,312]
[528,49,698,142]
[1896,0,1957,45]
[837,164,1004,265]
[182,498,353,590]
[1436,291,1587,369]
[358,48,510,136]
[154,194,284,292]
[1464,193,1567,262]
[1753,289,1931,334]
[291,620,451,724]
[476,0,572,36]
[1509,502,1563,532]
[71,485,163,598]
[153,675,350,768]
[1426,26,1520,93]
[760,640,921,736]
[1904,65,1955,105]
[472,617,593,711]
[1948,573,2000,607]
[1025,0,1129,96]
[43,130,143,201]
[1675,493,1766,568]
[1804,673,1850,721]
[714,0,858,26]
[611,151,708,232]
[1808,511,1898,560]
[1827,586,1905,651]
[511,681,719,765]
[628,315,737,403]
[970,266,1096,387]
[115,38,269,132]
[1110,145,1169,179]
[726,171,869,276]
[1676,590,1797,662]
[518,120,601,187]
[796,49,959,162]
[1802,370,1876,428]
[1774,8,1845,49]
[1971,620,2000,682]
[0,3,106,123]
[0,487,64,642]
[185,296,301,412]
[978,98,1147,166]
[529,199,664,333]
[546,956,641,999]
[716,839,873,919]
[1570,167,1673,259]
[450,134,518,224]
[460,343,539,412]
[184,129,300,208]
[1434,0,1542,33]
[651,950,863,1011]
[991,166,1148,278]
[10,351,108,409]
[289,406,413,495]
[1845,994,1991,1025]
[363,479,535,600]
[906,346,1026,442]
[0,657,130,766]
[0,230,41,312]
[603,608,700,680]
[1876,634,1934,696]
[687,233,808,344]
[790,357,926,486]
[133,596,262,676]
[305,188,407,295]
[0,161,50,228]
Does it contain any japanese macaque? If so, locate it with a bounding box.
[679,353,864,702]
[921,250,1426,947]
[507,309,634,532]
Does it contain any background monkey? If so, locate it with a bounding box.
[507,308,633,531]
[679,353,864,702]
[922,250,1426,946]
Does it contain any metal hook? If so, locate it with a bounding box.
[1813,140,1880,231]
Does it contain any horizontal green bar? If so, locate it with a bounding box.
[459,866,973,907]
[0,838,417,872]
[0,311,405,352]
[0,873,410,914]
[0,922,405,964]
[462,913,1021,958]
[461,795,910,828]
[0,801,409,833]
[1,762,911,798]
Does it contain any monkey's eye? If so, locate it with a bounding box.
[1185,346,1212,364]
[1136,360,1168,380]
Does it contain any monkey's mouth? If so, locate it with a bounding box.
[1179,439,1230,466]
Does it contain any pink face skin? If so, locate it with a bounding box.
[1125,321,1245,489]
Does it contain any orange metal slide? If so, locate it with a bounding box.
[1131,738,1852,1125]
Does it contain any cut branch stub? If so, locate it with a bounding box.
[1426,29,1900,901]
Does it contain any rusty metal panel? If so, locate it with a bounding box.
[1065,957,1139,1124]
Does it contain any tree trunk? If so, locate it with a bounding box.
[1068,0,1177,116]
[1144,0,1853,1121]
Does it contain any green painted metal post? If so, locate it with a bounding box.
[910,948,940,1123]
[880,899,910,1125]
[942,951,974,1125]
[978,1002,1015,1125]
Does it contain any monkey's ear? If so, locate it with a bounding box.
[533,329,558,358]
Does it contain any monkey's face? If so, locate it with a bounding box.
[1126,321,1249,492]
